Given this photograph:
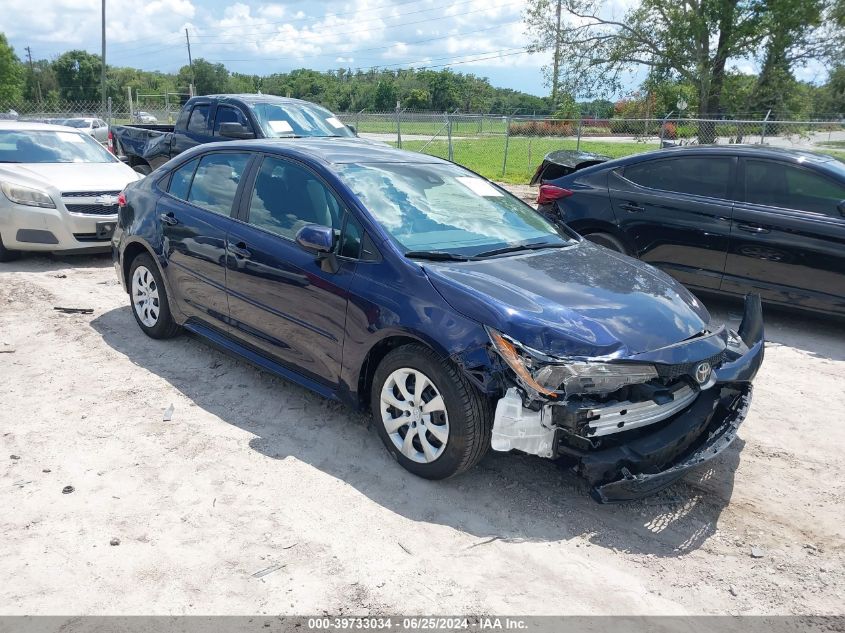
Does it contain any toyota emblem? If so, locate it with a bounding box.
[695,362,712,384]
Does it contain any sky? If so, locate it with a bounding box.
[1,0,560,96]
[0,0,829,99]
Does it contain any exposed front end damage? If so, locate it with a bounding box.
[488,294,765,503]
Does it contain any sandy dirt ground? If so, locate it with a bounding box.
[1,249,843,617]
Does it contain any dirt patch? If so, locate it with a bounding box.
[0,249,843,616]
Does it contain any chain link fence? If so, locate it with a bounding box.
[0,98,177,126]
[338,110,845,183]
[3,99,843,183]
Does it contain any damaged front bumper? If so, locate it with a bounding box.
[490,294,765,503]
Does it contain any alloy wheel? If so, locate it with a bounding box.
[380,367,449,464]
[131,265,160,327]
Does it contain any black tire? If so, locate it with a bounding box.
[585,232,627,254]
[371,344,492,480]
[0,234,21,262]
[133,164,152,176]
[128,253,180,339]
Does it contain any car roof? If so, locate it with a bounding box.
[201,137,451,166]
[196,94,327,108]
[625,144,840,166]
[0,121,87,132]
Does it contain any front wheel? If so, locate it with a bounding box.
[128,253,180,339]
[371,344,491,479]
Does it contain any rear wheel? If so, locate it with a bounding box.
[371,344,491,480]
[0,234,21,262]
[129,253,180,339]
[585,232,627,254]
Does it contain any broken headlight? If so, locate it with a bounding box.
[487,327,658,397]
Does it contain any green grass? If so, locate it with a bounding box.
[821,149,845,163]
[350,118,509,136]
[819,140,845,149]
[394,137,658,183]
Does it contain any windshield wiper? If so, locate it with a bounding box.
[0,160,21,163]
[405,250,476,262]
[475,242,568,258]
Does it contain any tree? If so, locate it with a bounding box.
[524,0,767,120]
[177,59,230,95]
[750,0,839,116]
[373,80,396,110]
[0,34,26,101]
[54,50,102,100]
[403,88,430,109]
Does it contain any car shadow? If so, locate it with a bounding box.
[0,251,112,272]
[90,306,741,559]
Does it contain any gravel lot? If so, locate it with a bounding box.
[1,247,843,616]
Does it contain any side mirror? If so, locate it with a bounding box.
[296,224,339,273]
[346,124,358,136]
[296,224,333,252]
[838,200,845,217]
[218,122,256,139]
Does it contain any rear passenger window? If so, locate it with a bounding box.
[167,158,199,200]
[745,160,845,216]
[186,153,251,216]
[187,104,210,134]
[624,157,733,199]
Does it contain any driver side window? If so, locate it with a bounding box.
[247,156,342,240]
[214,106,252,135]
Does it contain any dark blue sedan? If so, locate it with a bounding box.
[112,139,764,502]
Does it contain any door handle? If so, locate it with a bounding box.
[619,202,645,213]
[737,223,770,234]
[227,241,251,258]
[159,212,178,226]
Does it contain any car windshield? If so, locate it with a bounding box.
[337,162,571,256]
[249,101,355,138]
[0,129,117,163]
[63,119,90,128]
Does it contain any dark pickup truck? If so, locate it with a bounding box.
[109,94,358,174]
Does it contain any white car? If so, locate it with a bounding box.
[0,122,143,261]
[62,117,109,143]
[135,111,158,124]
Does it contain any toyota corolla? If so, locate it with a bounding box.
[112,139,764,502]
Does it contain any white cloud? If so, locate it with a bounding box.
[2,0,553,93]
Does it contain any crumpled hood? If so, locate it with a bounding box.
[0,162,141,194]
[423,240,712,358]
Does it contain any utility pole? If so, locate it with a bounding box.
[101,0,107,115]
[550,0,562,108]
[24,46,42,103]
[185,28,195,96]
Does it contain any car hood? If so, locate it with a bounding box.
[423,240,712,358]
[0,162,142,194]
